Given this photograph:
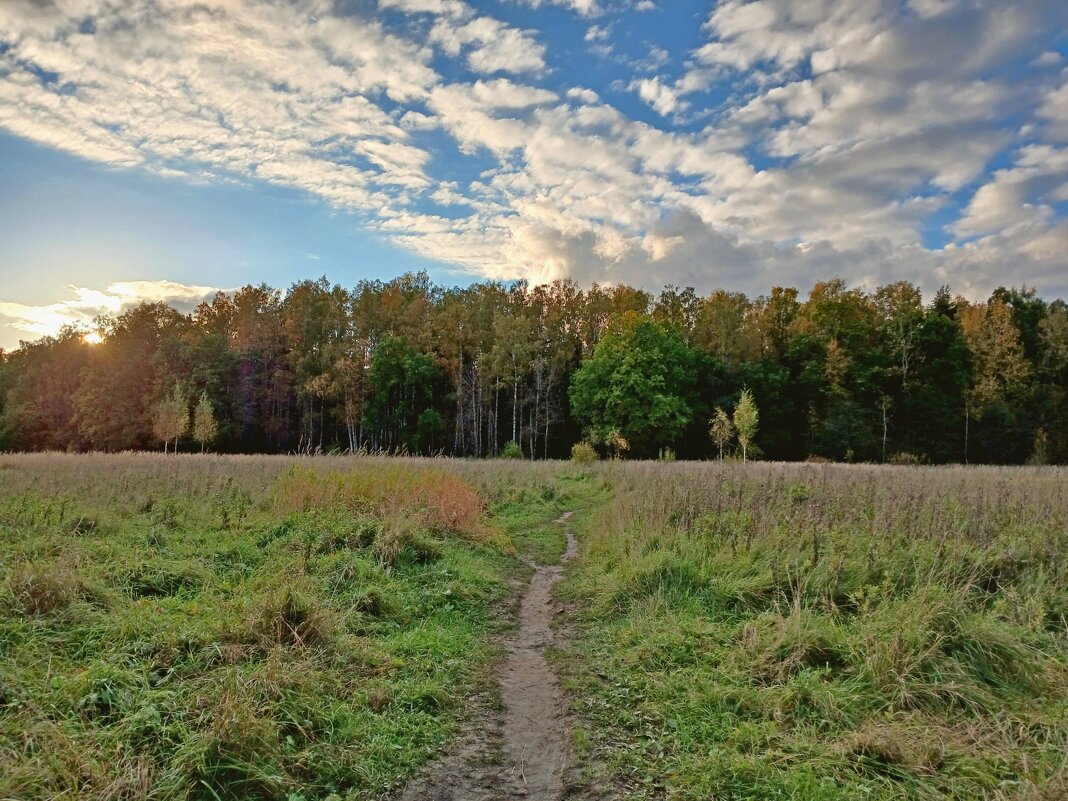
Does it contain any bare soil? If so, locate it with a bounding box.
[395,512,578,801]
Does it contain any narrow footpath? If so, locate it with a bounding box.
[397,512,578,801]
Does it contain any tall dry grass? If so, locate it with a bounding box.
[564,461,1068,800]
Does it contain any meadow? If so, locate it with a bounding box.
[0,453,571,800]
[560,462,1068,800]
[1,455,1066,800]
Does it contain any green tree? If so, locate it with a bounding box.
[364,336,447,454]
[694,289,752,366]
[897,300,970,463]
[192,391,219,452]
[733,388,759,462]
[709,406,734,460]
[570,314,705,457]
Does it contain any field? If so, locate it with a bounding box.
[0,454,572,799]
[560,463,1068,800]
[1,455,1066,800]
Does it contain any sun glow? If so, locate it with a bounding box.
[82,331,104,345]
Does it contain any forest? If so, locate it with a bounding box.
[0,273,1065,464]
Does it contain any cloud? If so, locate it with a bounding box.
[1,0,1067,318]
[0,281,225,347]
[518,0,602,17]
[585,24,610,42]
[1038,78,1068,141]
[953,145,1068,239]
[382,0,546,74]
[630,77,686,116]
[430,16,546,74]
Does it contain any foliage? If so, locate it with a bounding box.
[709,406,734,460]
[500,440,524,460]
[570,441,598,463]
[733,388,759,462]
[1,274,1067,463]
[152,382,189,453]
[363,336,448,455]
[570,315,706,458]
[192,391,219,452]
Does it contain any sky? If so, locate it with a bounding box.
[1,0,1067,350]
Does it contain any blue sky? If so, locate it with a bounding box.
[1,0,1067,349]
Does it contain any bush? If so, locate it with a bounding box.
[657,447,677,462]
[501,440,524,460]
[888,451,925,466]
[571,441,599,463]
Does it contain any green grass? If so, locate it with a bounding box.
[5,456,1066,801]
[558,462,1068,801]
[0,453,570,800]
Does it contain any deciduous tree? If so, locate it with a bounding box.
[733,388,759,462]
[709,407,733,460]
[570,314,705,457]
[192,391,219,452]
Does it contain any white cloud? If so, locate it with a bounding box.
[430,16,546,74]
[0,281,225,345]
[1038,79,1068,141]
[1,0,1067,319]
[518,0,602,17]
[379,0,547,74]
[953,145,1068,239]
[567,87,600,104]
[630,77,685,116]
[379,0,468,16]
[585,24,610,42]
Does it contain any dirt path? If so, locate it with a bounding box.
[396,512,577,801]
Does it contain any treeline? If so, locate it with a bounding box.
[0,273,1065,464]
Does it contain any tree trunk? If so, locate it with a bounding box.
[881,402,888,463]
[512,354,518,445]
[964,400,970,465]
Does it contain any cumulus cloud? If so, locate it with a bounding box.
[0,281,225,346]
[1,0,1067,321]
[430,16,546,74]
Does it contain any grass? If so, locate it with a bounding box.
[0,453,574,800]
[3,455,1066,800]
[558,462,1068,800]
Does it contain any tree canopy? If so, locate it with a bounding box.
[570,314,706,457]
[0,273,1065,464]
